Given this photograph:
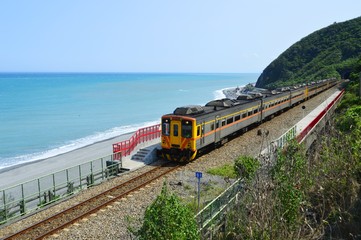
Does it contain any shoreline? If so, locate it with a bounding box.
[0,131,135,190]
[0,132,135,174]
[0,119,161,171]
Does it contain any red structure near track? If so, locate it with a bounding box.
[296,90,344,143]
[112,124,161,159]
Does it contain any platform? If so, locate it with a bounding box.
[296,90,341,136]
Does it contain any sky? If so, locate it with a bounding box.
[0,0,360,73]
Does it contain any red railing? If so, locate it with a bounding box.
[297,90,344,143]
[112,124,161,159]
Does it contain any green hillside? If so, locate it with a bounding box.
[256,16,361,89]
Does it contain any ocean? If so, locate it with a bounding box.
[0,73,258,169]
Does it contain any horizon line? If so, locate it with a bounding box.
[0,71,261,74]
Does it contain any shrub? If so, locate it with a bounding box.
[137,182,199,240]
[234,156,260,181]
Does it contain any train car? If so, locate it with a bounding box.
[160,79,337,162]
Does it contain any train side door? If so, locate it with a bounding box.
[215,118,221,143]
[199,122,205,147]
[171,120,182,147]
[288,90,292,108]
[259,99,263,123]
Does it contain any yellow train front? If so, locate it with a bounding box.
[160,106,199,162]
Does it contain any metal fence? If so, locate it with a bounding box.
[274,126,296,149]
[0,152,123,225]
[195,178,243,236]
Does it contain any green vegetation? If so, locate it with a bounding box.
[220,140,311,239]
[234,155,260,181]
[207,164,237,179]
[133,182,199,240]
[271,140,308,229]
[256,16,361,89]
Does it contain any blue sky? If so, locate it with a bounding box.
[0,1,360,73]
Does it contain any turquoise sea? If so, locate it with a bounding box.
[0,73,258,169]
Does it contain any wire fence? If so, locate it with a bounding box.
[195,178,243,236]
[0,152,123,225]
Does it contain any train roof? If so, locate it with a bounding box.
[169,98,260,118]
[173,105,205,115]
[164,79,338,119]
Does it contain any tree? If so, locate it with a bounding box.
[137,182,199,240]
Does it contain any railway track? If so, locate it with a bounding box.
[4,161,181,240]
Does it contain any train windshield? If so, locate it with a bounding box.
[182,120,192,138]
[162,118,170,136]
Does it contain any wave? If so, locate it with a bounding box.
[0,120,160,170]
[213,89,227,99]
[213,85,246,100]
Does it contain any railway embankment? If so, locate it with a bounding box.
[0,86,341,239]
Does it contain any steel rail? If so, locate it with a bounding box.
[4,162,180,240]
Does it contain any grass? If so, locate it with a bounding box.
[206,164,237,179]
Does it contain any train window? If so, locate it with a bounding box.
[248,111,252,117]
[197,126,201,136]
[222,120,226,126]
[216,121,219,129]
[174,124,179,136]
[182,120,192,138]
[242,113,247,118]
[254,109,258,114]
[211,123,214,131]
[235,115,240,121]
[227,117,233,124]
[162,118,170,136]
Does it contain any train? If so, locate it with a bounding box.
[159,79,338,162]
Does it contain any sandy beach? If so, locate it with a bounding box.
[0,132,139,190]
